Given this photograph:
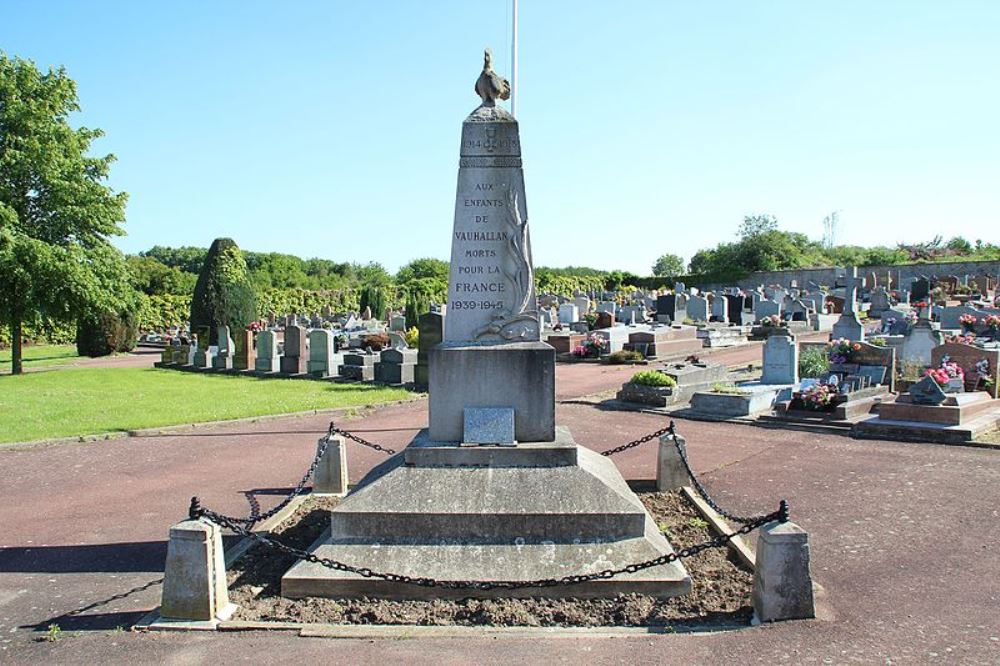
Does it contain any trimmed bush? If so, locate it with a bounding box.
[630,370,676,387]
[608,350,645,364]
[190,238,257,344]
[76,307,139,357]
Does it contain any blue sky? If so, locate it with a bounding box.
[4,1,998,275]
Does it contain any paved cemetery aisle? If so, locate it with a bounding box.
[5,345,997,662]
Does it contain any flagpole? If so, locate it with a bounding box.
[511,0,518,117]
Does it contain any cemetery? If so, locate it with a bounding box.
[4,6,1000,664]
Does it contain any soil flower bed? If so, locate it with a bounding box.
[227,490,755,629]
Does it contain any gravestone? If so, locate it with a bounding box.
[233,330,256,371]
[909,375,947,405]
[192,326,214,369]
[558,303,579,325]
[869,287,890,315]
[374,347,418,385]
[254,330,280,373]
[724,294,745,320]
[831,267,865,341]
[785,299,810,322]
[280,325,308,375]
[341,352,377,381]
[308,329,338,377]
[900,317,943,367]
[761,335,799,385]
[284,54,691,601]
[212,325,234,370]
[687,294,709,322]
[710,295,729,323]
[574,296,591,317]
[595,310,615,329]
[755,298,781,322]
[931,342,1000,398]
[911,277,930,303]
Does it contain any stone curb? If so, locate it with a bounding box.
[0,398,423,451]
[680,486,756,571]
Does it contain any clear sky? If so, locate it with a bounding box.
[4,1,998,275]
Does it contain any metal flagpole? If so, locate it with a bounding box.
[511,0,518,117]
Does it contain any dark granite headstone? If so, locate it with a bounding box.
[857,365,887,387]
[909,375,947,405]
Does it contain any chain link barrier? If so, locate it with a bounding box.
[185,419,790,591]
[330,426,397,456]
[191,498,782,591]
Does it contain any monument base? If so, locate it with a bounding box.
[281,427,691,600]
[429,341,555,442]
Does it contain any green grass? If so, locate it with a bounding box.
[0,344,82,370]
[0,367,417,444]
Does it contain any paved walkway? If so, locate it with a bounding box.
[3,335,998,663]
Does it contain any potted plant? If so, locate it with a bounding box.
[571,333,608,359]
[791,382,838,412]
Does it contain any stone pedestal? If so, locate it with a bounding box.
[313,435,348,496]
[657,433,687,491]
[752,520,815,622]
[429,341,555,442]
[282,427,691,600]
[160,519,236,623]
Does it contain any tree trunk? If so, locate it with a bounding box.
[11,317,23,375]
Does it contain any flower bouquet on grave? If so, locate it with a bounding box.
[761,314,786,328]
[959,313,979,332]
[247,320,265,333]
[572,333,608,358]
[985,315,1000,332]
[793,382,838,412]
[945,333,976,345]
[828,338,860,365]
[925,357,964,392]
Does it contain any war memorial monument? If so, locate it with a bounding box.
[281,51,691,599]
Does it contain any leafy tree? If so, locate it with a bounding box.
[127,255,196,296]
[396,257,449,284]
[140,245,207,274]
[651,253,685,277]
[189,238,257,344]
[0,55,131,373]
[946,236,973,254]
[737,214,779,239]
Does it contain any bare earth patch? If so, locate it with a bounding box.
[228,491,753,628]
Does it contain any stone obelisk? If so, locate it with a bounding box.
[429,48,555,443]
[281,51,690,600]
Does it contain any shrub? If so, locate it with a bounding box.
[404,326,419,348]
[361,332,390,351]
[607,350,644,364]
[190,238,257,344]
[630,370,676,387]
[76,307,139,357]
[799,346,831,378]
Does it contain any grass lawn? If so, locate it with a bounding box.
[0,367,417,444]
[0,344,82,371]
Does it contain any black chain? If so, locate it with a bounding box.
[599,424,674,457]
[191,501,782,591]
[189,423,334,527]
[332,426,397,456]
[663,421,780,525]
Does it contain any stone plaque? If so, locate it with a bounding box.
[444,109,538,343]
[463,406,515,445]
[909,375,947,405]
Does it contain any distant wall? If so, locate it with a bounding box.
[688,259,1000,291]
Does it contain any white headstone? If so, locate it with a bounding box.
[761,335,799,385]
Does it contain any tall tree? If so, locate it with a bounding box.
[189,238,257,344]
[651,253,685,277]
[0,54,130,374]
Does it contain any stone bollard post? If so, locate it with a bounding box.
[657,433,688,492]
[313,434,348,496]
[752,520,816,622]
[160,518,235,623]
